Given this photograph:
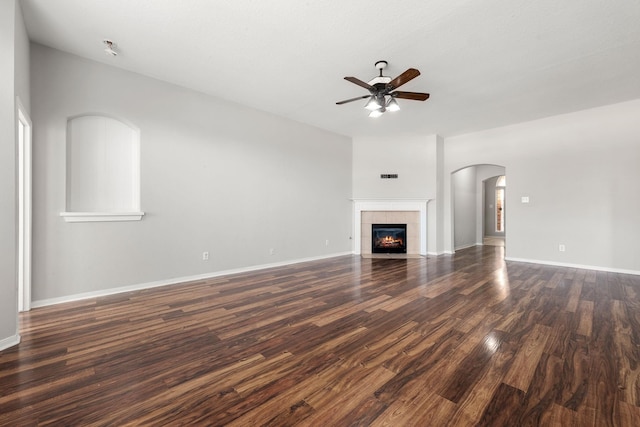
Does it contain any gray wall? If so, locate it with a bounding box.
[352,134,437,200]
[0,0,18,347]
[1,0,30,348]
[452,166,477,249]
[444,100,640,272]
[14,0,29,112]
[352,134,440,253]
[31,44,352,303]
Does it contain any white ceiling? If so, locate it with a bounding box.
[20,0,640,139]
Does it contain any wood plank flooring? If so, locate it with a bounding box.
[2,246,640,426]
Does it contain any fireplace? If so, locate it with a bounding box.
[353,200,429,256]
[372,224,407,254]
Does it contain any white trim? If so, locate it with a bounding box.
[17,97,32,312]
[352,199,430,256]
[32,252,352,308]
[0,334,21,351]
[60,212,145,222]
[504,257,640,276]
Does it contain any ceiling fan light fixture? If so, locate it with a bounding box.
[387,98,400,112]
[369,108,384,118]
[365,96,382,111]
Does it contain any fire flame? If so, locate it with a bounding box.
[376,236,404,247]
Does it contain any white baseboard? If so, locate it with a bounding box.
[504,257,640,276]
[32,252,352,308]
[454,243,479,251]
[0,334,20,351]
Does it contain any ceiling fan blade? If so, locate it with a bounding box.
[387,68,420,90]
[344,76,374,90]
[336,95,370,105]
[391,91,430,101]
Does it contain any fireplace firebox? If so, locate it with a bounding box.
[372,224,407,254]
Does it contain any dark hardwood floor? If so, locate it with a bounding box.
[2,246,640,426]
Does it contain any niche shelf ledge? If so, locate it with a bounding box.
[60,212,145,223]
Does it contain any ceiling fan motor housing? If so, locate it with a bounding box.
[368,76,392,86]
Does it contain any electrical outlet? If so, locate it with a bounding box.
[558,244,565,252]
[269,248,275,255]
[325,239,329,246]
[202,251,209,260]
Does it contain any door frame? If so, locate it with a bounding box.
[17,97,32,312]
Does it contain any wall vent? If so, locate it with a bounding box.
[380,174,398,179]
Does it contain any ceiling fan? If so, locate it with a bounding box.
[336,61,430,117]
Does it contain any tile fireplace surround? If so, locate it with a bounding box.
[352,199,429,256]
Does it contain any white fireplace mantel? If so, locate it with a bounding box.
[352,199,430,255]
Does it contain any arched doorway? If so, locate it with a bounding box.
[451,164,506,252]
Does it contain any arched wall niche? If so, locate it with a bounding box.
[61,114,144,222]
